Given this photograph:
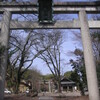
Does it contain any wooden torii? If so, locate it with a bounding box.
[0,1,100,100]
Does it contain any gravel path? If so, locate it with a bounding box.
[4,94,89,100]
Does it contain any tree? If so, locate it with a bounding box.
[34,30,64,92]
[69,49,87,95]
[42,74,54,80]
[30,68,41,92]
[91,30,100,86]
[22,68,42,92]
[64,71,72,79]
[72,17,100,87]
[6,30,48,93]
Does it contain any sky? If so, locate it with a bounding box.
[12,13,82,75]
[10,0,99,75]
[31,29,82,75]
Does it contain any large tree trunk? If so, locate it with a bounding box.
[58,82,61,93]
[57,77,61,93]
[14,74,20,94]
[15,82,19,94]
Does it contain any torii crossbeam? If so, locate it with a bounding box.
[0,1,100,100]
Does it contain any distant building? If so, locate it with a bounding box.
[61,77,77,92]
[39,77,77,93]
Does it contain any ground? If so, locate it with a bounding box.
[4,94,89,100]
[4,94,38,100]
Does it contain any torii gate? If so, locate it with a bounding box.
[0,1,100,100]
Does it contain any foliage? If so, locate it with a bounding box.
[97,63,100,86]
[22,68,42,91]
[72,14,100,91]
[0,43,6,67]
[91,30,100,86]
[0,43,5,54]
[42,74,54,80]
[69,49,87,95]
[64,71,72,79]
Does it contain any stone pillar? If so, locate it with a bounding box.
[79,10,99,100]
[49,80,51,92]
[0,10,11,100]
[67,86,69,92]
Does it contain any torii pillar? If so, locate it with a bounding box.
[79,10,100,100]
[0,10,11,100]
